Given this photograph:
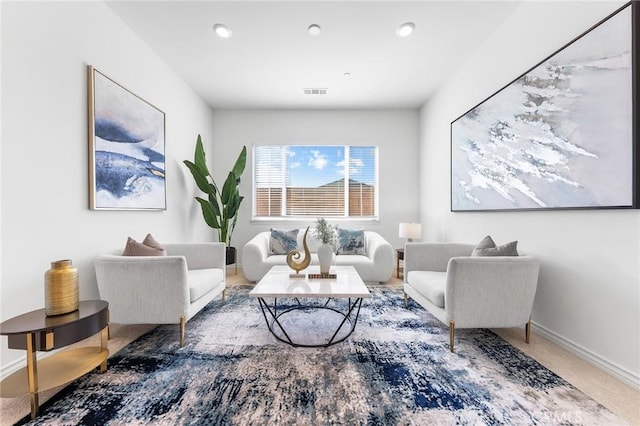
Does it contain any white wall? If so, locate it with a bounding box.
[420,1,639,387]
[211,109,420,261]
[1,2,215,373]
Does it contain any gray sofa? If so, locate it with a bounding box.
[403,242,540,352]
[95,242,226,347]
[242,231,394,283]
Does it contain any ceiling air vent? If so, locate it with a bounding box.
[303,88,327,95]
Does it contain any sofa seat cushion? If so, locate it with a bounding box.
[188,268,224,302]
[406,271,446,308]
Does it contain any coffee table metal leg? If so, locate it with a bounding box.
[326,298,363,345]
[257,297,365,348]
[348,298,365,327]
[26,332,39,419]
[258,298,296,346]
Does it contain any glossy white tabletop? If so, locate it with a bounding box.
[249,265,371,299]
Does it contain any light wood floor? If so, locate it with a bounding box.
[2,268,638,425]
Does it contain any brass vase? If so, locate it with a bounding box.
[45,259,79,316]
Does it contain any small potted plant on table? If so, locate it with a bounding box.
[315,218,335,274]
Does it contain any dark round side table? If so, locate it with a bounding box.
[0,300,109,419]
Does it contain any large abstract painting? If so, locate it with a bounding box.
[88,66,166,210]
[451,2,637,211]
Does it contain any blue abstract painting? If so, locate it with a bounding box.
[451,4,635,211]
[89,67,165,210]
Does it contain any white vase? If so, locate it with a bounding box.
[317,243,334,274]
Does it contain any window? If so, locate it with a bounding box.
[253,145,378,219]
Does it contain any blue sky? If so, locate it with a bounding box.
[254,145,376,188]
[286,146,375,187]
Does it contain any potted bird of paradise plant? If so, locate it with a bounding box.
[183,134,247,266]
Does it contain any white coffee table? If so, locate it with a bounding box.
[249,265,371,347]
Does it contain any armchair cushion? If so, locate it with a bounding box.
[188,268,225,303]
[406,271,446,308]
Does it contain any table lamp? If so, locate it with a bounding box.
[399,222,422,242]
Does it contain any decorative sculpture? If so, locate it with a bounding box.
[287,226,311,277]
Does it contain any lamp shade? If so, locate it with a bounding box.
[399,223,422,240]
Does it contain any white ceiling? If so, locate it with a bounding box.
[106,1,520,109]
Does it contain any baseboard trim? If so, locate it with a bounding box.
[532,321,640,390]
[1,348,63,381]
[0,356,27,381]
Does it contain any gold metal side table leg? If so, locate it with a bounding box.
[26,332,39,419]
[100,326,109,373]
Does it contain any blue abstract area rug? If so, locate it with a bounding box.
[17,286,623,425]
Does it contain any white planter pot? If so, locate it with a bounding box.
[317,243,334,274]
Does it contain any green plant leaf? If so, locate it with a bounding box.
[220,171,236,205]
[226,193,239,219]
[183,160,214,194]
[208,193,221,218]
[194,135,208,173]
[231,146,247,177]
[195,197,220,229]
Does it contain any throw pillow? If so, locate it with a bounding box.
[270,228,299,255]
[336,228,366,255]
[142,233,164,250]
[122,234,167,256]
[472,235,495,255]
[471,235,518,256]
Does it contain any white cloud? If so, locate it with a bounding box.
[336,158,364,176]
[308,150,328,170]
[349,158,364,175]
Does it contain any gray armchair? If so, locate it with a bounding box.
[95,242,226,347]
[403,242,540,352]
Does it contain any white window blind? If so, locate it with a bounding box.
[253,145,378,219]
[254,146,285,217]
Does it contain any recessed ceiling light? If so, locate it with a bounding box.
[213,23,232,38]
[308,24,321,36]
[396,22,415,37]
